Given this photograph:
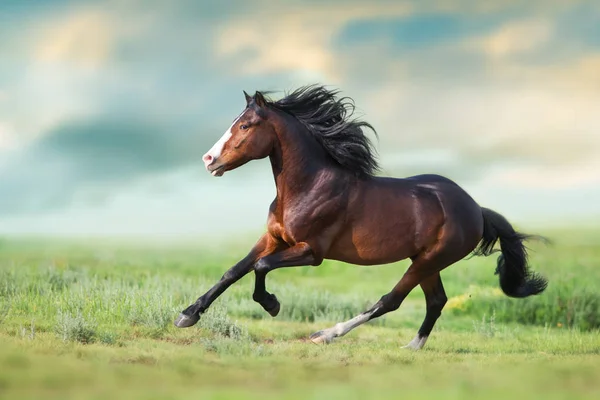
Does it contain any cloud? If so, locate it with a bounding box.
[336,13,496,53]
[0,122,14,150]
[470,18,553,59]
[491,54,600,92]
[1,1,236,145]
[359,80,600,191]
[0,115,213,215]
[36,117,205,174]
[214,1,413,80]
[34,8,114,69]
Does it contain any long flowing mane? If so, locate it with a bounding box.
[260,84,380,177]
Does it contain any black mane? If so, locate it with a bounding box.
[260,84,380,177]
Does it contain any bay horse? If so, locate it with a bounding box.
[175,85,548,349]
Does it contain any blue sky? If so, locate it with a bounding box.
[0,0,598,238]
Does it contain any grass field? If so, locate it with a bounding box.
[1,228,599,399]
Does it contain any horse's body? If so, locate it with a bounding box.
[175,85,547,349]
[317,174,483,266]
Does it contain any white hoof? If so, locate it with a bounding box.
[309,329,335,344]
[402,335,428,350]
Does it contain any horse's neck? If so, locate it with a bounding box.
[269,117,330,199]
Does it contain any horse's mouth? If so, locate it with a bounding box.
[209,165,225,177]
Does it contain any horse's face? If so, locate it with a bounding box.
[202,91,276,177]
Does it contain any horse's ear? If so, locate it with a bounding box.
[243,90,252,105]
[254,91,267,108]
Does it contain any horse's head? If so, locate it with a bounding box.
[202,91,276,177]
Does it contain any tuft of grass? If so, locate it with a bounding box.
[18,320,36,341]
[472,312,497,338]
[54,311,97,344]
[123,290,177,337]
[0,269,18,298]
[97,331,121,346]
[199,337,272,358]
[0,297,10,324]
[199,305,249,340]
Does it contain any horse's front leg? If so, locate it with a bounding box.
[252,242,320,316]
[174,234,270,328]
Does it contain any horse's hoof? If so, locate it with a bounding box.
[265,294,281,317]
[401,343,418,350]
[260,294,280,317]
[401,335,428,350]
[267,302,280,317]
[174,313,200,328]
[309,330,333,345]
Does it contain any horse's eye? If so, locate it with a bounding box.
[240,124,249,130]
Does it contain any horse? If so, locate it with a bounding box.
[174,84,548,349]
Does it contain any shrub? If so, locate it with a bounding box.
[55,311,97,344]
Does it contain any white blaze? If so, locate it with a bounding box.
[203,111,245,171]
[205,130,232,162]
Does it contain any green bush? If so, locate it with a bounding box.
[452,285,600,331]
[199,305,249,340]
[54,311,97,344]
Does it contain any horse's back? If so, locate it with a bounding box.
[405,173,459,187]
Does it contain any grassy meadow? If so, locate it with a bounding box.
[1,227,599,399]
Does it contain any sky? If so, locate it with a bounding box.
[0,0,599,239]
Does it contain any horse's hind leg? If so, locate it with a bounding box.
[309,248,456,346]
[402,273,447,350]
[309,258,425,344]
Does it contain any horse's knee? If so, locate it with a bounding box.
[254,258,270,274]
[221,263,252,282]
[221,270,236,282]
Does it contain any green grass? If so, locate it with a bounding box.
[1,229,599,399]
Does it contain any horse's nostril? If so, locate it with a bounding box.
[203,154,213,163]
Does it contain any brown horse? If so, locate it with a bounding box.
[175,85,548,349]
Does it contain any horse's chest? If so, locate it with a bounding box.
[269,187,342,246]
[268,203,313,246]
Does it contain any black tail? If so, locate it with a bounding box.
[473,208,548,298]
